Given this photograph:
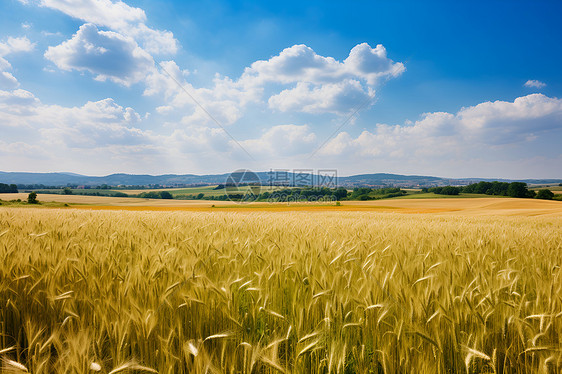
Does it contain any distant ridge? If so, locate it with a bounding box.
[0,171,560,188]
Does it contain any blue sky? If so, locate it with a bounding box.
[0,0,561,178]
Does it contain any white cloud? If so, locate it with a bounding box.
[127,24,177,55]
[0,36,35,56]
[239,124,316,156]
[179,99,244,128]
[38,99,146,148]
[240,43,404,86]
[344,43,405,85]
[38,0,177,54]
[41,0,145,29]
[524,79,546,89]
[0,89,40,114]
[0,36,36,89]
[146,43,403,121]
[320,94,562,159]
[145,61,258,127]
[0,72,19,90]
[1,81,561,177]
[41,30,64,37]
[0,87,154,154]
[165,127,231,155]
[0,84,235,172]
[239,43,402,114]
[0,80,318,172]
[44,23,154,86]
[155,105,174,114]
[268,79,373,114]
[0,57,10,71]
[144,60,189,98]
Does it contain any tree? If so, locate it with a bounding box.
[536,189,554,200]
[429,186,460,195]
[159,191,173,199]
[333,187,348,200]
[63,187,73,195]
[196,193,204,199]
[27,192,38,204]
[139,191,159,199]
[0,183,18,193]
[507,182,532,198]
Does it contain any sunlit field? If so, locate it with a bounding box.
[1,207,561,373]
[2,193,562,217]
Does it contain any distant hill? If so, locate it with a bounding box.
[0,171,560,188]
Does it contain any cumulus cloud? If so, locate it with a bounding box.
[38,98,146,148]
[0,88,161,173]
[241,43,403,86]
[41,0,145,29]
[0,36,35,56]
[239,124,316,156]
[44,23,154,86]
[146,43,403,122]
[524,79,546,89]
[0,79,247,169]
[237,43,403,114]
[11,3,403,136]
[2,80,561,176]
[344,43,405,85]
[37,0,177,54]
[128,24,177,56]
[320,94,562,159]
[268,79,373,114]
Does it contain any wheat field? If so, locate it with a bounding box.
[1,207,561,373]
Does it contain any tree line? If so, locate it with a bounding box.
[424,181,557,200]
[0,183,18,193]
[349,187,406,200]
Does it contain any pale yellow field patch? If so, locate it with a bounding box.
[2,193,562,216]
[0,193,233,207]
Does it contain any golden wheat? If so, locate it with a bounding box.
[0,207,561,373]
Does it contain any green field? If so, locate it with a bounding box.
[531,186,562,192]
[32,189,125,197]
[119,185,288,198]
[31,185,292,199]
[0,199,69,208]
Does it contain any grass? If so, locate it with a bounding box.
[531,186,562,194]
[0,207,561,373]
[0,199,69,208]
